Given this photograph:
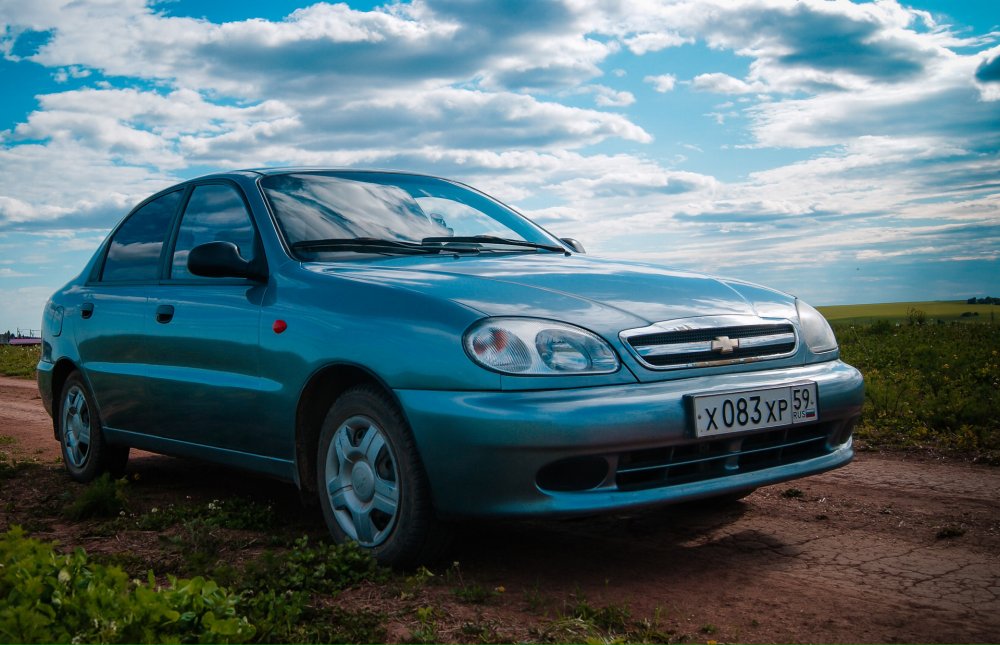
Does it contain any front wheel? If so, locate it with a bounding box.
[316,385,450,567]
[59,372,129,482]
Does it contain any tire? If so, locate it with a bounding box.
[58,372,129,482]
[316,385,450,567]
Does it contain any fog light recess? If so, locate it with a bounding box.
[536,456,610,492]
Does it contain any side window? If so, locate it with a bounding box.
[101,190,181,282]
[171,184,257,280]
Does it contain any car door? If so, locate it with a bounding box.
[73,190,182,433]
[143,181,272,457]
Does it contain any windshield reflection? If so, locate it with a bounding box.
[260,172,559,258]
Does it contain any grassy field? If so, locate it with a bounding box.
[834,320,999,462]
[819,300,999,324]
[0,345,39,378]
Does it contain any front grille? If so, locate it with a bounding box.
[622,321,796,369]
[616,423,833,491]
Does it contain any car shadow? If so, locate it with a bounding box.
[122,453,797,586]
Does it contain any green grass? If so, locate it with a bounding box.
[0,345,40,378]
[836,321,999,461]
[0,526,387,644]
[819,300,1000,324]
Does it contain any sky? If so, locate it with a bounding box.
[1,0,998,333]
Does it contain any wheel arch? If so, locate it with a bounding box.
[49,358,81,439]
[294,363,405,495]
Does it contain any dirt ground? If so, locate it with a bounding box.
[2,375,998,643]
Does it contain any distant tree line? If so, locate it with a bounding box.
[967,296,1000,304]
[0,330,41,344]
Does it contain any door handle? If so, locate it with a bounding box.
[155,304,175,324]
[80,302,94,319]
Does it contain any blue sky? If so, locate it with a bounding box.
[1,0,998,333]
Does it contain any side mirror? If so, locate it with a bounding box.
[560,238,586,254]
[188,241,267,282]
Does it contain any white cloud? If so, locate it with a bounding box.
[588,85,635,107]
[691,73,764,94]
[0,140,176,231]
[0,268,33,278]
[623,31,690,54]
[53,65,91,83]
[644,74,677,93]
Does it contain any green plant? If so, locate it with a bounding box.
[0,454,41,480]
[632,607,677,644]
[447,561,500,604]
[64,473,128,520]
[399,564,436,599]
[230,535,388,643]
[244,535,386,595]
[454,582,499,604]
[538,596,638,642]
[0,526,254,644]
[0,519,389,644]
[537,616,605,644]
[235,587,385,644]
[906,307,927,326]
[567,598,631,632]
[128,496,277,531]
[781,487,804,499]
[165,517,226,575]
[409,605,440,644]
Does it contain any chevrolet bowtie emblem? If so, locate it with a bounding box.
[711,336,739,354]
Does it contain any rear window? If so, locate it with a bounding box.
[101,190,181,282]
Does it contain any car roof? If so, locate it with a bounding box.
[239,167,437,179]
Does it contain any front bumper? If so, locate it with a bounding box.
[398,360,863,518]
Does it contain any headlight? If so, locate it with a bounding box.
[796,300,838,353]
[464,318,619,375]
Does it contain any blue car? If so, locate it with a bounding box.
[38,169,863,565]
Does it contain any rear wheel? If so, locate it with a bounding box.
[316,385,450,567]
[59,372,129,482]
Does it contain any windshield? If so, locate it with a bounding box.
[259,171,563,258]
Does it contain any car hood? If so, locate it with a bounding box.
[306,253,797,332]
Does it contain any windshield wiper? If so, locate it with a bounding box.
[293,235,569,256]
[292,238,438,255]
[421,235,567,254]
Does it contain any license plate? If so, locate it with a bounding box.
[691,382,818,437]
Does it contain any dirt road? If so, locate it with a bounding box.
[2,375,998,643]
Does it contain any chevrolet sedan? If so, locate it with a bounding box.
[38,169,863,566]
